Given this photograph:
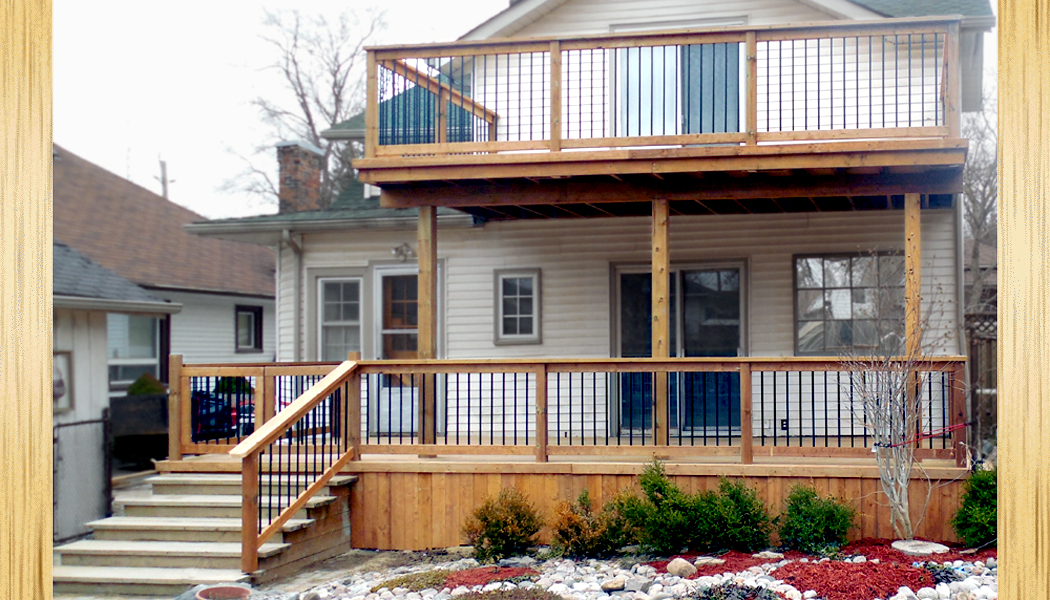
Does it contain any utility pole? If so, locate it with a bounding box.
[154,157,174,199]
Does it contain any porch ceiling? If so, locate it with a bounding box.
[379,165,963,220]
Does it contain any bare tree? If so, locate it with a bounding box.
[962,89,998,315]
[224,8,383,208]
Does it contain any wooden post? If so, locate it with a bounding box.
[739,362,753,464]
[365,50,379,159]
[347,368,362,461]
[652,199,670,445]
[257,369,274,429]
[745,31,758,146]
[535,365,548,463]
[437,89,449,144]
[945,22,961,138]
[549,41,562,152]
[904,193,922,357]
[167,354,183,461]
[951,361,968,468]
[418,206,438,446]
[180,362,193,453]
[241,452,260,574]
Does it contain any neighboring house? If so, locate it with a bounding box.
[53,144,277,395]
[53,240,179,542]
[963,237,996,452]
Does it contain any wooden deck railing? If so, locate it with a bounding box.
[166,354,967,572]
[361,17,961,160]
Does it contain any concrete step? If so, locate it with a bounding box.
[52,565,249,597]
[118,493,335,519]
[149,473,357,496]
[54,539,289,570]
[87,516,313,543]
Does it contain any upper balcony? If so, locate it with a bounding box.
[351,17,967,214]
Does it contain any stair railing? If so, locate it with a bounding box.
[229,359,361,573]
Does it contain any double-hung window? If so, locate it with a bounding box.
[794,253,905,355]
[107,314,160,394]
[495,269,541,344]
[319,278,362,361]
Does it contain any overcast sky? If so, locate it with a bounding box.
[53,1,997,220]
[53,0,508,219]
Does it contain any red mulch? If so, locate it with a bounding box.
[841,537,997,564]
[773,561,934,600]
[646,551,809,578]
[444,567,539,589]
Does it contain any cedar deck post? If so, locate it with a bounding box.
[652,199,670,445]
[418,206,438,446]
[167,354,183,461]
[904,193,922,451]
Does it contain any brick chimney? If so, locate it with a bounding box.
[277,141,325,213]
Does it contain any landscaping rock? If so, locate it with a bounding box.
[753,551,784,560]
[891,540,951,556]
[693,556,725,567]
[601,577,626,592]
[498,556,538,568]
[625,577,652,593]
[665,558,697,578]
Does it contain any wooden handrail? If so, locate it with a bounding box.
[379,59,498,124]
[230,360,359,458]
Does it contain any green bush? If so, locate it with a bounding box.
[214,376,254,395]
[694,583,782,600]
[776,485,857,554]
[711,478,773,552]
[126,373,166,396]
[952,469,997,547]
[550,490,634,558]
[463,488,543,562]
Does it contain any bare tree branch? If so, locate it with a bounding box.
[223,8,384,208]
[962,82,998,315]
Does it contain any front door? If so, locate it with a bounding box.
[618,267,743,435]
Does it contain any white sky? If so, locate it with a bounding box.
[53,0,508,219]
[53,1,997,220]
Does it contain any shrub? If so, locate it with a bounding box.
[693,583,782,600]
[952,469,997,547]
[776,485,856,554]
[461,590,563,600]
[550,490,632,558]
[631,461,724,555]
[126,373,166,396]
[371,570,451,593]
[463,488,543,562]
[711,478,774,552]
[214,376,253,395]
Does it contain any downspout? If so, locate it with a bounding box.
[283,230,303,362]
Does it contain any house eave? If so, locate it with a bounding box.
[53,295,183,315]
[185,212,478,244]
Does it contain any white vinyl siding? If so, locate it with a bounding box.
[155,290,275,364]
[53,308,110,425]
[277,209,959,362]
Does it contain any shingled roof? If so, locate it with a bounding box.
[848,0,993,18]
[53,144,275,297]
[53,240,166,304]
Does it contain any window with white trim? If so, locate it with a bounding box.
[495,269,540,344]
[107,314,160,393]
[794,253,905,355]
[319,278,362,361]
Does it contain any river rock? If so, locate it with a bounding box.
[753,551,784,560]
[625,577,652,593]
[602,577,626,592]
[694,557,725,567]
[666,558,697,578]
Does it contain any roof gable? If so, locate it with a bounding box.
[52,144,275,297]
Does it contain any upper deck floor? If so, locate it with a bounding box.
[350,17,967,213]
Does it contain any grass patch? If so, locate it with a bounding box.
[371,570,452,593]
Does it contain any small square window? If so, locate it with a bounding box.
[236,306,264,353]
[494,269,541,345]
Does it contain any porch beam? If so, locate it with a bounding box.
[652,199,670,446]
[904,193,922,356]
[418,206,438,445]
[379,170,963,209]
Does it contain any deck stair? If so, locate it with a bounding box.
[53,472,357,597]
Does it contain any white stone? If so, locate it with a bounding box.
[601,577,626,592]
[916,587,938,599]
[853,556,867,563]
[449,587,470,597]
[934,583,951,598]
[753,551,784,560]
[547,584,570,596]
[694,557,726,567]
[666,558,697,578]
[892,540,951,556]
[803,591,818,599]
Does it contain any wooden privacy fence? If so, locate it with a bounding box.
[363,17,961,159]
[166,355,967,570]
